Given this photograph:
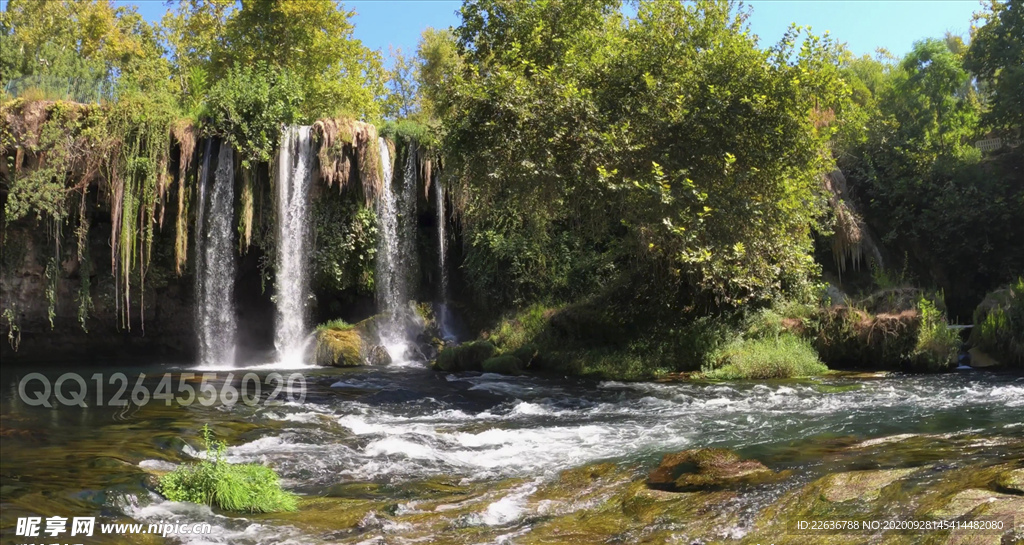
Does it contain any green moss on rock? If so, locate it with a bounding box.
[481,354,524,375]
[646,448,778,491]
[818,467,920,503]
[996,468,1024,495]
[315,328,363,366]
[433,341,496,371]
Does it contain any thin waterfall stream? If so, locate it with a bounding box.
[375,138,419,361]
[436,178,456,341]
[195,140,237,367]
[274,126,314,366]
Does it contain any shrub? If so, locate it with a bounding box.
[970,278,1024,368]
[159,425,297,513]
[481,354,524,375]
[909,296,959,371]
[317,318,354,331]
[434,341,496,371]
[701,335,827,380]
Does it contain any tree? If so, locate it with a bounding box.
[160,0,234,106]
[219,0,386,121]
[885,39,976,155]
[416,27,462,121]
[384,47,418,119]
[442,0,846,309]
[966,0,1024,134]
[1,0,168,99]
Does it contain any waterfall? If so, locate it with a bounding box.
[195,141,237,366]
[375,138,419,359]
[274,126,314,365]
[436,179,456,341]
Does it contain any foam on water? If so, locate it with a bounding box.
[213,373,1024,488]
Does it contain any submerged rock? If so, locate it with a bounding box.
[646,448,776,491]
[926,488,1021,519]
[996,468,1024,495]
[819,467,920,502]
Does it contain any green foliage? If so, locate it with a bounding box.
[317,318,353,331]
[311,197,378,295]
[434,341,496,372]
[837,35,1024,317]
[481,354,524,375]
[1,0,164,94]
[219,0,385,121]
[965,0,1024,133]
[159,425,297,513]
[443,0,845,311]
[910,295,959,371]
[701,335,827,380]
[205,62,301,168]
[970,278,1024,368]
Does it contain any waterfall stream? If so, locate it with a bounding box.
[436,179,456,341]
[195,141,237,366]
[375,138,419,360]
[274,126,314,366]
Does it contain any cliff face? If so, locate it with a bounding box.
[1,102,443,365]
[1,204,196,364]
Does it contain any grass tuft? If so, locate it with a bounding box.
[317,318,353,331]
[159,425,297,513]
[701,335,827,380]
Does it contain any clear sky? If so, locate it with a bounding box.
[12,1,984,63]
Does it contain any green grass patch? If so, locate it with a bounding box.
[701,335,828,380]
[970,278,1024,368]
[159,425,297,513]
[317,318,353,331]
[910,296,959,371]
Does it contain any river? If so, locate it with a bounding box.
[1,362,1022,544]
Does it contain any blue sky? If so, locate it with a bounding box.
[10,1,983,63]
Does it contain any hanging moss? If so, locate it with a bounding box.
[3,97,179,332]
[171,119,197,274]
[312,117,382,205]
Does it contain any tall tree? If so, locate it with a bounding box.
[966,0,1024,134]
[220,0,385,121]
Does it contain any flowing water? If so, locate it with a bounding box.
[194,141,237,367]
[375,139,420,359]
[436,179,456,342]
[274,126,314,366]
[2,363,1022,544]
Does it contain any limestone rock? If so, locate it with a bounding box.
[647,448,776,492]
[996,468,1024,494]
[819,467,919,503]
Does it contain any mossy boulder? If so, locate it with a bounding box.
[433,341,496,372]
[996,468,1024,494]
[646,448,777,491]
[481,354,524,375]
[367,344,392,365]
[315,328,364,366]
[925,488,1022,519]
[818,467,919,503]
[511,344,540,367]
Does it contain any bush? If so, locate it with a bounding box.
[434,341,496,371]
[317,318,354,331]
[481,354,524,375]
[909,296,959,371]
[701,335,827,380]
[159,425,297,513]
[970,279,1024,368]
